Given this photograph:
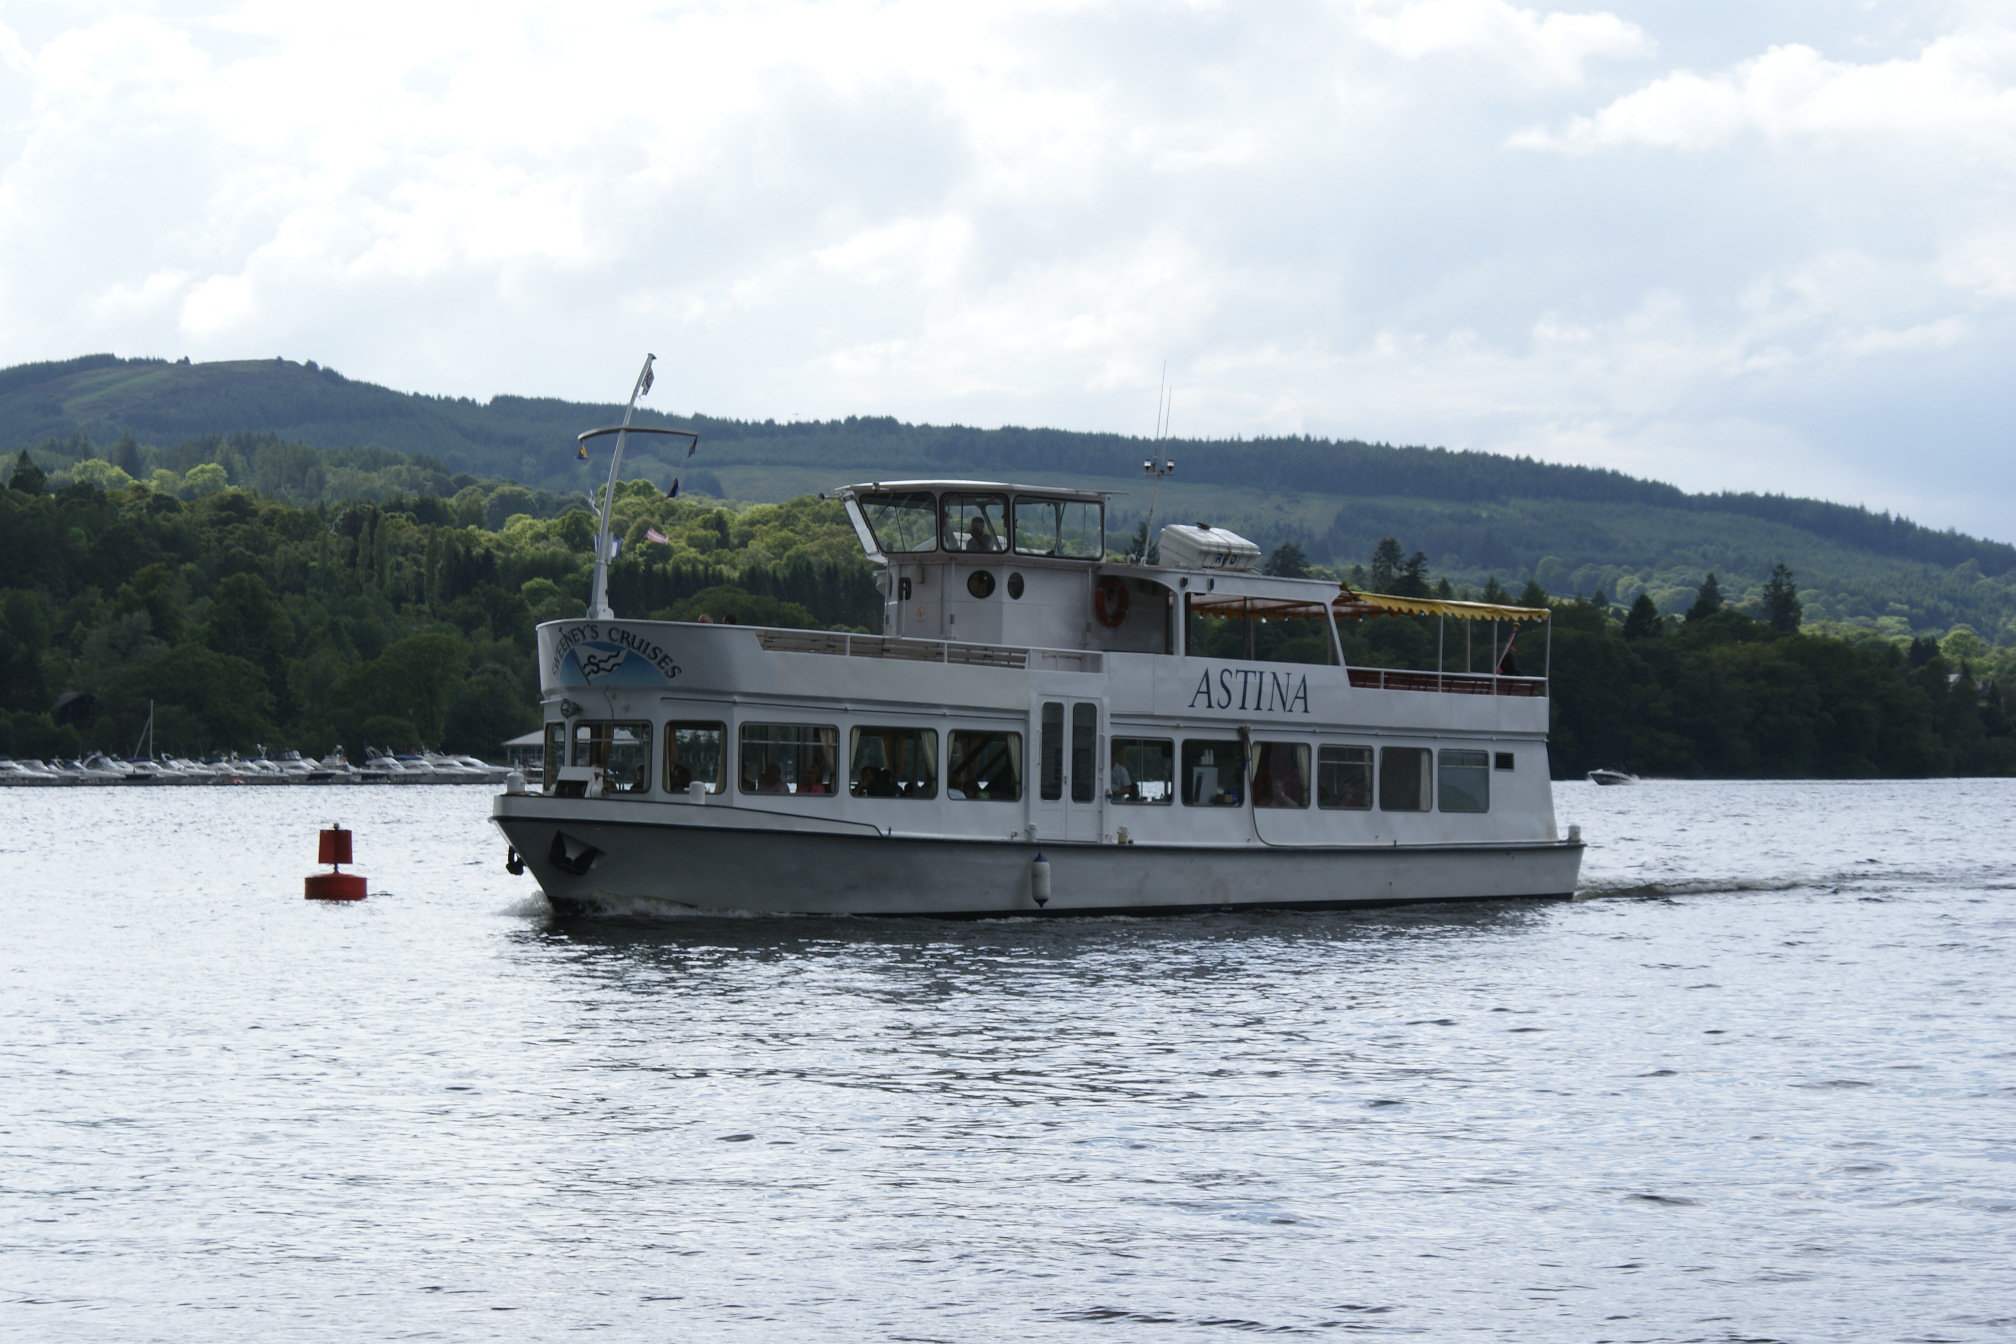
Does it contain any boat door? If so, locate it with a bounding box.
[1028,698,1103,843]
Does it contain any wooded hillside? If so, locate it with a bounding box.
[4,353,2012,648]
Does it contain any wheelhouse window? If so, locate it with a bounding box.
[942,493,1008,554]
[857,491,938,553]
[1012,497,1103,558]
[1110,737,1173,804]
[573,720,652,795]
[850,726,938,799]
[948,731,1021,802]
[1182,739,1244,806]
[1379,747,1432,812]
[665,721,724,794]
[1317,745,1372,810]
[740,723,838,796]
[1251,741,1309,809]
[1438,749,1490,813]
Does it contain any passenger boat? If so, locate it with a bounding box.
[491,359,1585,917]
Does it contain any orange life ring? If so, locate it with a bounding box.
[1093,576,1130,628]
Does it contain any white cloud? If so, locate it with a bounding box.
[1354,0,1651,85]
[1,1,2014,542]
[1512,26,2016,153]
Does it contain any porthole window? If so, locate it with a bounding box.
[967,570,996,599]
[1006,572,1025,599]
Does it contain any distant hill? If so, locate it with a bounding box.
[5,353,2013,645]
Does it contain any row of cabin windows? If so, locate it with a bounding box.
[1108,740,1501,813]
[552,719,1507,813]
[550,720,1020,802]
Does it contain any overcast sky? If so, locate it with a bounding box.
[2,1,2012,539]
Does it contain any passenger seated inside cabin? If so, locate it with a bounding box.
[669,764,694,791]
[964,517,997,552]
[1109,744,1137,801]
[756,763,787,794]
[800,753,830,794]
[853,765,898,798]
[1251,742,1309,809]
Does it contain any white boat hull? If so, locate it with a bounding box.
[492,795,1584,918]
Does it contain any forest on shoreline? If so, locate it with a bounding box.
[3,447,2010,779]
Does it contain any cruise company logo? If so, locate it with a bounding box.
[1188,666,1311,714]
[549,623,683,686]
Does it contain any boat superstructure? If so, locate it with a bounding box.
[493,456,1584,917]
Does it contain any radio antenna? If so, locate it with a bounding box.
[1137,363,1176,561]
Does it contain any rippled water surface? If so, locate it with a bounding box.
[3,780,2013,1342]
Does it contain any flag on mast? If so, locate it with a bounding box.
[644,526,669,545]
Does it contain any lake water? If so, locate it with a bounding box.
[2,779,2012,1342]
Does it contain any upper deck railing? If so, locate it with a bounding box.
[757,628,1103,673]
[1345,668,1547,698]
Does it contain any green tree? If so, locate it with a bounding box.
[1369,537,1403,590]
[1623,592,1661,640]
[1762,562,1802,634]
[1265,542,1309,578]
[203,572,293,673]
[1686,572,1724,621]
[8,450,45,494]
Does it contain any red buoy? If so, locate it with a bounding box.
[306,824,367,900]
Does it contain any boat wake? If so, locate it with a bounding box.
[1577,859,2016,902]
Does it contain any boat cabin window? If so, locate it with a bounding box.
[573,721,652,796]
[1438,748,1490,813]
[1110,737,1173,804]
[1317,745,1372,810]
[1039,704,1064,801]
[1379,747,1432,812]
[850,726,937,799]
[1071,704,1097,803]
[740,723,838,796]
[541,721,566,791]
[858,492,939,553]
[1013,497,1103,559]
[1182,739,1245,806]
[1251,741,1309,809]
[942,493,1008,554]
[665,721,725,794]
[948,731,1021,802]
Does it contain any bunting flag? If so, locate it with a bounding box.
[576,440,588,461]
[667,479,680,499]
[686,438,696,458]
[644,526,669,545]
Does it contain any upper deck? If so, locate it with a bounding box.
[829,479,1551,697]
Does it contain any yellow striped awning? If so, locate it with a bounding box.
[1334,587,1549,622]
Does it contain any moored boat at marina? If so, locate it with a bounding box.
[493,361,1585,917]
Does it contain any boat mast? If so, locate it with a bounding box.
[587,353,657,621]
